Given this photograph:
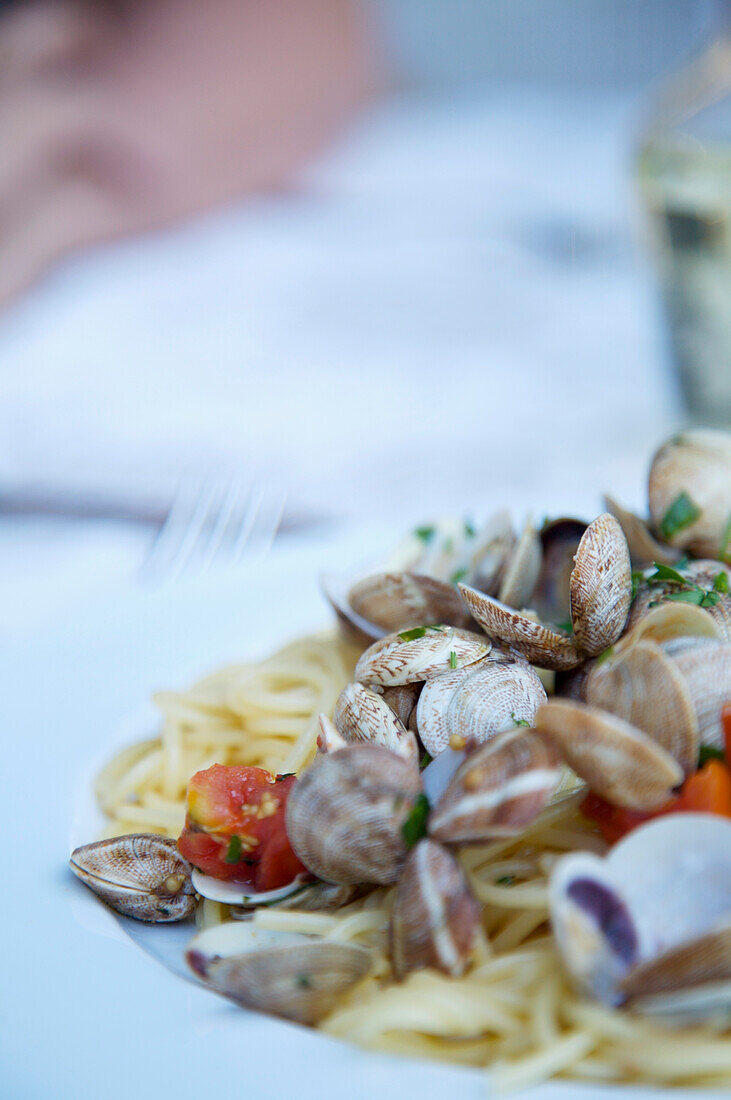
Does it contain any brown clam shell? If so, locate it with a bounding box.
[333,682,419,763]
[69,834,196,922]
[355,626,491,687]
[285,744,423,885]
[621,925,731,1002]
[534,700,683,811]
[570,513,632,656]
[458,583,582,670]
[648,429,731,557]
[428,728,562,843]
[348,572,472,634]
[390,839,480,979]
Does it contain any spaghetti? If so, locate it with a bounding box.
[95,632,731,1091]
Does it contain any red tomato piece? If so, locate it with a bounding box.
[177,764,307,891]
[723,702,731,762]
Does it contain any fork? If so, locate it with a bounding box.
[140,476,287,582]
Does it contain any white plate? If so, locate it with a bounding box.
[3,527,723,1100]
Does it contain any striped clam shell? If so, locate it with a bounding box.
[569,513,632,656]
[428,728,562,844]
[333,682,419,763]
[389,839,480,979]
[355,626,491,687]
[348,572,472,634]
[458,584,582,670]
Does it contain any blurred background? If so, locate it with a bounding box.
[1,0,729,632]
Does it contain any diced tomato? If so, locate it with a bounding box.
[177,764,307,891]
[723,702,731,761]
[581,759,731,844]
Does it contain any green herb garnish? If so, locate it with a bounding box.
[511,712,530,728]
[631,570,645,601]
[420,751,433,768]
[659,492,700,541]
[464,520,477,538]
[414,525,436,543]
[713,571,729,594]
[664,589,705,605]
[225,835,243,864]
[698,744,726,767]
[296,974,313,989]
[648,562,688,586]
[450,567,468,586]
[398,626,427,642]
[449,650,458,669]
[496,875,516,887]
[555,620,574,635]
[596,645,615,665]
[401,794,430,848]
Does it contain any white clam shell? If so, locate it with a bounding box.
[458,584,582,670]
[570,513,632,656]
[333,682,419,763]
[191,870,310,906]
[355,626,491,687]
[498,517,542,609]
[648,429,731,557]
[550,814,731,1010]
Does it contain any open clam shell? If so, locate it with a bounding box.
[416,657,547,758]
[570,513,632,656]
[333,682,419,763]
[549,814,731,1014]
[428,728,562,844]
[648,429,731,558]
[586,640,699,776]
[354,626,491,687]
[534,699,683,810]
[498,518,542,610]
[186,922,372,1025]
[347,572,472,635]
[603,495,681,567]
[69,835,196,922]
[458,584,582,670]
[285,744,424,885]
[531,517,587,626]
[390,839,480,979]
[668,641,731,750]
[191,870,310,907]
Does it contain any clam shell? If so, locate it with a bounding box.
[354,626,491,687]
[469,509,515,595]
[348,572,471,634]
[187,923,372,1025]
[458,584,582,670]
[285,744,424,885]
[415,666,474,757]
[532,517,587,626]
[620,599,724,650]
[380,683,422,728]
[621,924,731,1002]
[648,429,731,557]
[390,839,480,979]
[586,640,699,776]
[570,513,632,656]
[669,642,731,750]
[333,682,419,763]
[320,571,384,646]
[429,728,562,843]
[317,713,347,753]
[534,700,683,810]
[498,518,542,609]
[69,835,196,922]
[603,495,681,567]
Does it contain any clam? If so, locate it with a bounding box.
[458,585,582,670]
[354,625,491,687]
[469,509,515,595]
[534,699,683,810]
[69,835,196,922]
[415,656,547,758]
[347,572,472,635]
[621,598,724,649]
[570,513,632,656]
[285,744,424,885]
[390,839,480,979]
[648,429,731,557]
[668,641,731,750]
[497,517,542,609]
[316,713,347,753]
[626,561,731,642]
[191,870,310,907]
[549,814,731,1018]
[604,494,681,566]
[531,518,587,625]
[186,922,372,1025]
[586,640,699,776]
[428,729,562,844]
[332,682,419,764]
[380,683,422,729]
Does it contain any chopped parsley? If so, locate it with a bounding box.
[648,562,688,586]
[296,974,313,989]
[698,744,726,767]
[648,561,722,608]
[464,519,477,538]
[659,492,700,541]
[596,645,615,665]
[414,525,436,543]
[449,650,458,669]
[225,835,243,864]
[631,570,646,601]
[713,571,729,594]
[511,712,530,728]
[401,794,430,847]
[555,620,574,635]
[496,875,516,887]
[398,625,443,642]
[420,751,433,769]
[450,567,468,586]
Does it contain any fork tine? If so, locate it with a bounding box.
[195,480,250,572]
[242,487,287,560]
[154,477,220,582]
